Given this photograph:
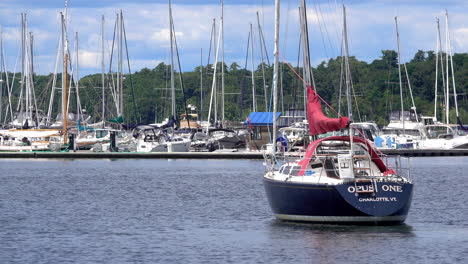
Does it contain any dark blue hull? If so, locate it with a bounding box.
[263,177,413,225]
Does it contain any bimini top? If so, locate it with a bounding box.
[297,136,390,176]
[244,112,281,126]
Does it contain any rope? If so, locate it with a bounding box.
[277,51,343,118]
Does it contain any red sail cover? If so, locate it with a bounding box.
[307,85,349,135]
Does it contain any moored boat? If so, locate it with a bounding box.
[263,135,413,224]
[263,1,413,225]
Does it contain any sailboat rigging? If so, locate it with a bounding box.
[263,2,414,224]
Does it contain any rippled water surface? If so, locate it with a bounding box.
[0,157,467,263]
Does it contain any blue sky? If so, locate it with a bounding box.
[1,0,467,76]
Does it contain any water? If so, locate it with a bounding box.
[0,157,467,263]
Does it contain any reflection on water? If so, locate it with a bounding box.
[270,219,415,235]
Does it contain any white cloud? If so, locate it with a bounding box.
[1,1,468,77]
[150,29,184,44]
[453,27,468,50]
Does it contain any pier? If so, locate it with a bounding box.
[1,149,468,159]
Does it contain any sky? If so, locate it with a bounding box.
[0,0,468,77]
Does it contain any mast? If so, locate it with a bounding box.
[272,0,279,145]
[29,31,40,127]
[213,19,218,125]
[2,26,13,125]
[200,48,203,121]
[221,0,225,123]
[101,15,105,126]
[299,0,315,118]
[257,11,268,111]
[343,5,354,165]
[434,17,447,123]
[446,10,459,119]
[434,18,440,121]
[250,23,256,112]
[207,21,222,131]
[343,5,352,122]
[75,32,82,121]
[395,16,405,134]
[19,13,25,121]
[119,11,124,117]
[169,0,176,122]
[445,11,450,124]
[61,12,68,144]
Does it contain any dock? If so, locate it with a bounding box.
[1,149,468,159]
[0,151,265,159]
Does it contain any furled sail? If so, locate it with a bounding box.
[306,85,349,135]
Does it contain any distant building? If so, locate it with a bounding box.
[244,112,281,150]
[277,109,306,127]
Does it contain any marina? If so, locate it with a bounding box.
[1,0,468,262]
[1,147,468,159]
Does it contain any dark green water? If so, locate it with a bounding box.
[0,157,467,263]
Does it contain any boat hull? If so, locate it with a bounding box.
[150,141,191,152]
[263,177,413,224]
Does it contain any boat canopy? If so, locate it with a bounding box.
[297,136,389,175]
[306,85,349,135]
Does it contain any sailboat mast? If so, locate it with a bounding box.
[75,32,82,121]
[207,21,222,131]
[446,11,459,118]
[394,16,405,134]
[213,20,218,124]
[343,5,352,123]
[342,5,354,166]
[30,31,40,126]
[119,11,124,117]
[257,11,268,111]
[169,0,176,121]
[19,13,25,118]
[445,12,450,124]
[250,23,256,112]
[299,0,315,119]
[434,18,440,121]
[61,12,68,144]
[272,0,279,145]
[221,0,225,123]
[200,48,203,121]
[101,15,105,126]
[25,29,30,124]
[115,13,120,116]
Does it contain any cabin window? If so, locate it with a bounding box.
[281,166,292,174]
[290,166,302,176]
[251,127,262,140]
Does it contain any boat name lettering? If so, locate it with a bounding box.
[381,185,402,192]
[347,185,374,193]
[347,185,403,193]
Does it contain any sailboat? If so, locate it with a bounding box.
[378,17,425,149]
[263,2,413,224]
[417,12,468,150]
[132,0,190,153]
[0,13,60,151]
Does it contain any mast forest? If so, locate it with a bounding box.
[1,50,468,127]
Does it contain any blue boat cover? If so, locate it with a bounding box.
[244,112,281,126]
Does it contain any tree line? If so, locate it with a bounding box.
[2,50,468,127]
